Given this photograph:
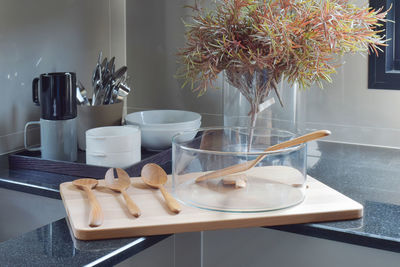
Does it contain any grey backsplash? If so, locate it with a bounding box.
[0,0,125,155]
[126,0,400,149]
[2,0,400,155]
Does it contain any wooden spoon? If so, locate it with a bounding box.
[196,130,331,183]
[72,178,103,227]
[105,168,141,217]
[141,163,181,213]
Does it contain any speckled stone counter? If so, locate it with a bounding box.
[272,141,400,253]
[0,218,168,266]
[0,141,399,266]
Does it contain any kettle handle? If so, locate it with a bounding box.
[32,77,40,106]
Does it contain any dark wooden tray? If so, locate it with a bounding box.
[8,148,172,178]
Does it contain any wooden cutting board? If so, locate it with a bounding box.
[60,171,362,241]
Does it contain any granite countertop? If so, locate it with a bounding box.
[0,141,399,265]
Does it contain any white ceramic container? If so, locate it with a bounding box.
[86,150,141,169]
[86,125,140,153]
[85,125,141,168]
[125,110,201,150]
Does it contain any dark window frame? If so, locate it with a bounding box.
[368,0,400,89]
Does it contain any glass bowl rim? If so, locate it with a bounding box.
[172,126,306,156]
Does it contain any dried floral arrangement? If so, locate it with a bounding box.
[177,0,388,127]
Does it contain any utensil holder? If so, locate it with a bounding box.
[77,100,123,150]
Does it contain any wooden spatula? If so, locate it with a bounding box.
[196,130,331,183]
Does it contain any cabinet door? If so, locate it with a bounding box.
[0,188,66,242]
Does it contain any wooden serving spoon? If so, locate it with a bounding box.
[141,163,181,213]
[196,130,331,183]
[72,178,103,227]
[105,168,141,217]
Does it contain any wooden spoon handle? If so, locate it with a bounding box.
[253,130,331,166]
[84,188,103,227]
[196,130,331,183]
[195,161,252,182]
[159,186,181,213]
[121,190,141,217]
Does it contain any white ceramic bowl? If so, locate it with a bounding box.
[125,110,201,150]
[86,125,141,153]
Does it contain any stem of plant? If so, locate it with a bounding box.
[248,108,258,152]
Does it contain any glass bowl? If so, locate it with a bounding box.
[172,127,307,212]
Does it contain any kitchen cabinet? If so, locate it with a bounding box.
[0,187,65,242]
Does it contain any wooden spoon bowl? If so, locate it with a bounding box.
[141,163,181,213]
[105,168,141,217]
[104,170,131,192]
[141,164,168,189]
[73,178,98,190]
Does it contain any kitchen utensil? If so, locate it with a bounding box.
[77,81,90,106]
[105,168,141,217]
[90,52,130,106]
[110,83,131,104]
[125,110,201,150]
[92,65,103,106]
[108,57,115,75]
[113,66,127,80]
[104,66,127,103]
[91,57,109,106]
[98,65,126,105]
[76,87,85,105]
[103,57,116,104]
[109,67,129,103]
[115,77,132,102]
[99,82,112,105]
[72,178,103,227]
[195,130,330,182]
[117,82,130,97]
[92,52,101,87]
[92,52,103,105]
[60,173,363,240]
[141,163,181,213]
[101,57,108,73]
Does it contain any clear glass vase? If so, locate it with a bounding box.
[223,70,305,134]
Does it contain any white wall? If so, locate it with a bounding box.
[0,0,126,155]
